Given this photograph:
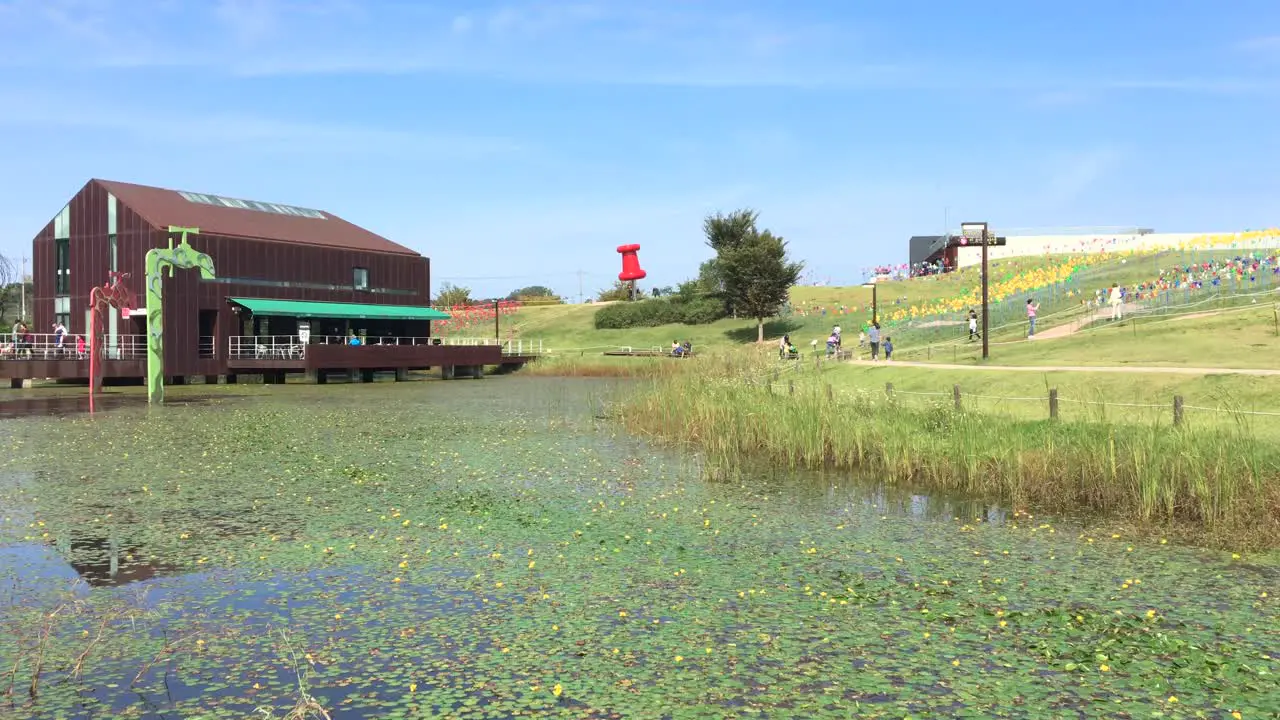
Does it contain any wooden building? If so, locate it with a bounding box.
[16,179,509,384]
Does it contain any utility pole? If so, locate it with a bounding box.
[494,298,500,342]
[20,255,27,320]
[962,222,991,360]
[576,269,585,304]
[981,231,990,360]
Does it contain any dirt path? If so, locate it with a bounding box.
[858,359,1280,376]
[1032,303,1137,340]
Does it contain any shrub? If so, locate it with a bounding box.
[593,296,728,329]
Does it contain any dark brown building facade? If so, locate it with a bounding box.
[30,179,437,378]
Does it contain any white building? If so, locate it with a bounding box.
[949,228,1276,269]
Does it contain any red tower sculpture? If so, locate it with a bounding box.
[617,244,646,301]
[87,272,136,413]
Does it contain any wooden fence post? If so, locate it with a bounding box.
[788,381,795,396]
[885,382,894,399]
[953,384,962,411]
[1173,395,1184,426]
[1049,388,1059,420]
[826,384,834,402]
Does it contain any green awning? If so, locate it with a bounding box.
[228,298,451,321]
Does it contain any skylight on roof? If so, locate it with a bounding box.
[178,191,326,220]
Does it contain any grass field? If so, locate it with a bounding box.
[898,303,1280,370]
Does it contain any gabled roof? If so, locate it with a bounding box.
[93,179,419,256]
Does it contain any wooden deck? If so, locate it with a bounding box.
[602,350,696,358]
[2,358,146,382]
[3,346,540,387]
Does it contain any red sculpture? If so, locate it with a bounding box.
[87,272,136,413]
[617,244,647,282]
[617,244,646,301]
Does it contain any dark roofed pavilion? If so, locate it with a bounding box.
[16,178,510,385]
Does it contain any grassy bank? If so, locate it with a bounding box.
[623,358,1280,549]
[901,303,1280,369]
[823,363,1280,441]
[519,353,699,378]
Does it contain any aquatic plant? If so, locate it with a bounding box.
[0,381,1275,718]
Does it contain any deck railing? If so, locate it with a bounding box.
[198,336,217,359]
[227,335,544,361]
[434,337,543,354]
[1,333,147,360]
[229,336,306,360]
[500,339,543,356]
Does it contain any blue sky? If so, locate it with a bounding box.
[1,0,1278,299]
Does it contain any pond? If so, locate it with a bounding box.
[0,378,1275,719]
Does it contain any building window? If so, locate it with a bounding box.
[353,267,369,290]
[55,238,70,295]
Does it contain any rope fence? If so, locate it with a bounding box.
[755,375,1280,426]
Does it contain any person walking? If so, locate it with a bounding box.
[1108,283,1123,321]
[967,308,980,341]
[867,322,881,361]
[1025,299,1040,337]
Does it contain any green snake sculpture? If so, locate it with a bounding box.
[146,226,216,404]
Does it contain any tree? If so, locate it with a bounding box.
[705,210,803,342]
[596,280,633,302]
[0,254,25,325]
[507,285,563,304]
[435,282,473,306]
[703,209,759,254]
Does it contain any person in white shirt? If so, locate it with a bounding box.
[52,322,68,357]
[1108,284,1123,320]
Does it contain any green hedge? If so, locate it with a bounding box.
[593,297,727,329]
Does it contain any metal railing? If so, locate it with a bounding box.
[229,335,306,361]
[501,339,543,356]
[435,337,544,355]
[1,333,147,360]
[198,336,216,359]
[437,336,501,346]
[226,335,544,361]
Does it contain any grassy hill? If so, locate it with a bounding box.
[503,243,1280,357]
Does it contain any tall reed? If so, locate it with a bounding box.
[623,357,1280,549]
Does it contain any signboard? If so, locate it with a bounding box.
[298,321,311,344]
[954,235,1008,247]
[952,223,1007,247]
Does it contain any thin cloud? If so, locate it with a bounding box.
[213,0,279,45]
[0,0,895,88]
[1236,35,1280,53]
[0,94,525,157]
[2,1,1278,95]
[1041,147,1124,208]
